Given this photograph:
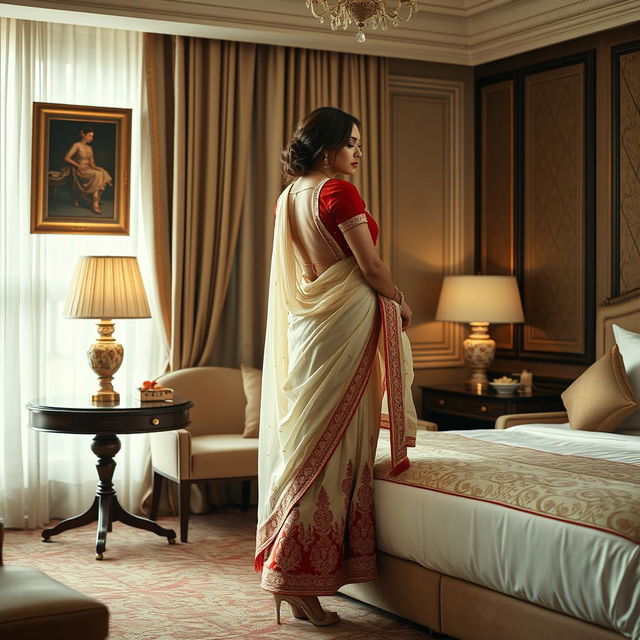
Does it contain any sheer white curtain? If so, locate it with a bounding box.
[0,18,163,528]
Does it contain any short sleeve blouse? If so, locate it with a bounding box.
[318,179,379,257]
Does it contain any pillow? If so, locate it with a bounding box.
[241,364,262,438]
[613,324,640,432]
[561,345,639,432]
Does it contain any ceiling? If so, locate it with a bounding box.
[1,0,639,65]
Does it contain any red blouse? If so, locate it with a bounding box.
[318,179,379,256]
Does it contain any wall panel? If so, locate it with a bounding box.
[387,76,466,368]
[613,41,640,297]
[475,53,595,367]
[479,79,515,351]
[522,63,586,356]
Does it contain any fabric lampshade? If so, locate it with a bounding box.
[435,275,525,324]
[64,256,151,319]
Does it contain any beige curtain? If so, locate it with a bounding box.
[214,45,388,367]
[143,34,256,370]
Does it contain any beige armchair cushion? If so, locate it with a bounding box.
[191,434,258,478]
[240,364,262,438]
[561,345,639,432]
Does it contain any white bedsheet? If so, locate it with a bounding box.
[374,425,640,638]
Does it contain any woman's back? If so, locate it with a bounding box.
[288,179,343,281]
[287,177,378,281]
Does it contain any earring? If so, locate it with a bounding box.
[323,151,330,170]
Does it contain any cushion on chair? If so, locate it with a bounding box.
[190,434,259,479]
[0,566,109,640]
[158,367,246,436]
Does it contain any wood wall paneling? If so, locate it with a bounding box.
[476,53,595,366]
[387,76,466,368]
[612,41,640,297]
[479,79,515,351]
[523,63,587,356]
[474,25,640,377]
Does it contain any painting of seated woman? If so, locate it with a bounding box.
[31,103,131,235]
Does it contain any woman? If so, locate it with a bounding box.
[255,107,417,627]
[63,127,112,214]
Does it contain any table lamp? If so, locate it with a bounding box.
[64,256,151,404]
[435,275,525,387]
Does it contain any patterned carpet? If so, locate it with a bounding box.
[3,507,432,639]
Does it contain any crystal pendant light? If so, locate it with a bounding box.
[306,0,418,42]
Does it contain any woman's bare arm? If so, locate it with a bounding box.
[63,142,81,167]
[343,224,395,298]
[343,223,412,328]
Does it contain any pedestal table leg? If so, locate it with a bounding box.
[43,432,176,559]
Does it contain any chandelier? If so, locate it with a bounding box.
[306,0,419,43]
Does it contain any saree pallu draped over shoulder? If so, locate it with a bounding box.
[255,182,416,595]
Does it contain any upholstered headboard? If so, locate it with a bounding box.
[597,290,640,358]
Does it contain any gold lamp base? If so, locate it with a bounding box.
[88,319,124,405]
[463,321,496,388]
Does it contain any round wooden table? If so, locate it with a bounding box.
[26,395,193,560]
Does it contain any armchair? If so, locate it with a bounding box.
[149,367,259,543]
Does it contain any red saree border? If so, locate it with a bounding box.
[255,307,382,570]
[380,414,415,447]
[378,296,409,475]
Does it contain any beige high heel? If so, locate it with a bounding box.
[273,594,340,626]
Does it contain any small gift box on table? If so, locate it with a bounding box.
[138,380,174,402]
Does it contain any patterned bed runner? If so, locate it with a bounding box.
[374,432,640,544]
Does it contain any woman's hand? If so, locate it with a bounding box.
[400,299,412,331]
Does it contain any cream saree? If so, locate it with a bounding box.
[255,181,416,595]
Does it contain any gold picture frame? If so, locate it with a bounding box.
[31,102,131,234]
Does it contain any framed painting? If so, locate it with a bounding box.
[30,102,131,234]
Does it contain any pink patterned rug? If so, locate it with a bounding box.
[3,508,432,639]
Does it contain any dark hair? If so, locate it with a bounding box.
[79,126,95,138]
[281,107,361,182]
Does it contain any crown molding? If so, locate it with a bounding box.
[0,0,638,65]
[469,0,640,64]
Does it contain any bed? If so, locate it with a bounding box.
[340,292,640,639]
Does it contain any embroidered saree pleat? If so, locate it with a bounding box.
[256,182,416,594]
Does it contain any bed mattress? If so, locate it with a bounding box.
[374,425,640,638]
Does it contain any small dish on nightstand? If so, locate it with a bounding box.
[488,377,521,396]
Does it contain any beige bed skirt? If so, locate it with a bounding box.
[339,552,625,639]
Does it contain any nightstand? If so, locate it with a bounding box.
[421,383,564,430]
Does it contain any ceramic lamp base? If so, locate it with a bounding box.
[88,319,123,406]
[463,321,495,387]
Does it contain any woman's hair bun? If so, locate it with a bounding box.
[281,138,315,178]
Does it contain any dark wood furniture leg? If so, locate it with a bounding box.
[179,479,191,543]
[149,471,163,521]
[42,434,177,559]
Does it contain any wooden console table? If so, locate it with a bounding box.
[26,395,192,560]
